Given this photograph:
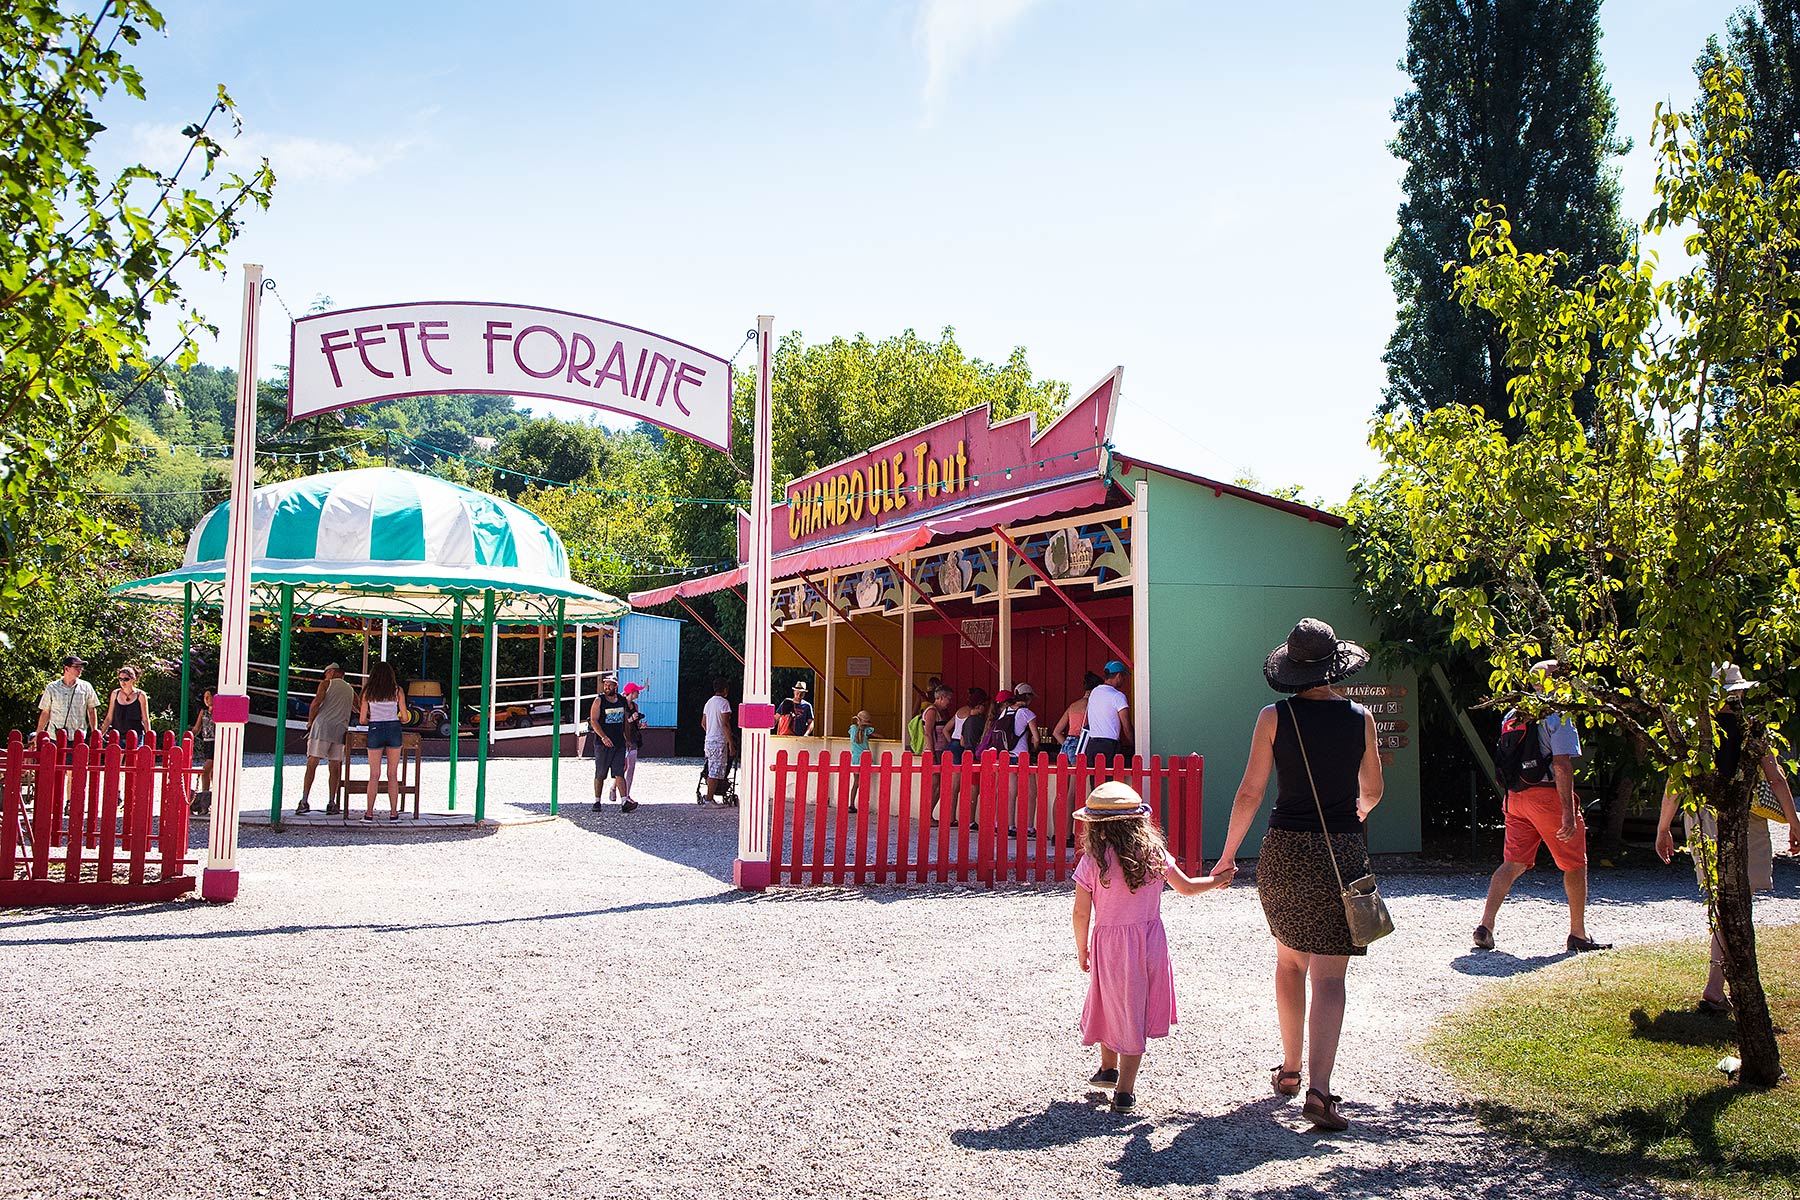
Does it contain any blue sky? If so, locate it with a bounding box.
[107,0,1743,501]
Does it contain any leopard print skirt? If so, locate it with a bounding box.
[1256,827,1372,958]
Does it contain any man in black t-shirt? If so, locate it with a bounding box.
[789,681,814,738]
[590,676,637,813]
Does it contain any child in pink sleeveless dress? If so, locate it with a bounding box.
[1072,781,1233,1114]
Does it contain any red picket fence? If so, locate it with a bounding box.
[770,749,1203,887]
[1,730,197,904]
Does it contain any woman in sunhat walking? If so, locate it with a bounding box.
[1211,618,1384,1132]
[1071,781,1233,1115]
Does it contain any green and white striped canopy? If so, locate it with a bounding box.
[112,467,627,624]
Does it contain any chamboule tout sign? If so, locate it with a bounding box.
[288,301,735,453]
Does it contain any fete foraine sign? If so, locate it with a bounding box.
[289,302,734,453]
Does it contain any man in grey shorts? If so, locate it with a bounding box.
[299,663,356,815]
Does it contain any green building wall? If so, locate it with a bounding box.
[1120,464,1422,857]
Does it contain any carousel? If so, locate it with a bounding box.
[111,466,629,823]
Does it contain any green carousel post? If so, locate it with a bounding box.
[475,589,496,822]
[550,599,565,816]
[270,583,295,825]
[448,593,463,811]
[178,582,193,735]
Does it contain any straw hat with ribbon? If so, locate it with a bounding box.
[1073,781,1153,822]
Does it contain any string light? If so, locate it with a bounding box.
[106,431,1114,510]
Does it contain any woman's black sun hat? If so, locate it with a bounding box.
[1263,618,1370,694]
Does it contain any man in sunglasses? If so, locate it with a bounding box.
[35,654,99,742]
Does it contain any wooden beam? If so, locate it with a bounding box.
[881,558,1003,677]
[992,526,1132,671]
[799,573,927,703]
[675,595,744,666]
[729,587,851,705]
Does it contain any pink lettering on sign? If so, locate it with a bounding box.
[418,321,452,374]
[289,302,736,454]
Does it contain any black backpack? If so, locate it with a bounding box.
[1494,710,1554,792]
[977,706,1019,755]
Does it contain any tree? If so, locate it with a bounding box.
[1711,1,1800,182]
[1370,66,1800,1086]
[648,327,1067,748]
[487,419,615,498]
[0,1,274,633]
[1384,0,1629,429]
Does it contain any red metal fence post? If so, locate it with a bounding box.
[159,735,191,882]
[97,737,123,882]
[1,733,20,882]
[832,751,852,886]
[809,752,830,886]
[873,754,892,885]
[63,740,90,885]
[127,741,155,885]
[32,737,59,881]
[769,750,790,885]
[853,757,872,885]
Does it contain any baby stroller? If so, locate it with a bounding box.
[695,756,740,807]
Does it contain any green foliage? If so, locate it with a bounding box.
[0,0,273,631]
[1709,2,1800,183]
[514,431,676,599]
[0,537,195,732]
[1371,66,1800,1083]
[1384,0,1628,429]
[1427,927,1800,1200]
[486,419,617,499]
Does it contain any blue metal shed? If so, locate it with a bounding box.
[617,612,681,728]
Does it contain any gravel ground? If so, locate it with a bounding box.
[4,756,1796,1199]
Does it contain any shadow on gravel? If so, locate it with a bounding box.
[951,1098,1128,1153]
[1377,866,1704,905]
[0,890,755,946]
[955,1096,1645,1196]
[1155,1097,1643,1198]
[1450,949,1569,978]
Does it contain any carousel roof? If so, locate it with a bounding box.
[111,467,628,624]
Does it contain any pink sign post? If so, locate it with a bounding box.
[201,264,265,903]
[734,315,777,890]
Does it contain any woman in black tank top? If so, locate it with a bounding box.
[104,666,151,747]
[1210,619,1384,1134]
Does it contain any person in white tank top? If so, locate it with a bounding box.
[359,662,409,822]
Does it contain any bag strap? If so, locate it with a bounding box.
[1285,700,1348,895]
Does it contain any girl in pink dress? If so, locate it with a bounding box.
[1072,781,1233,1114]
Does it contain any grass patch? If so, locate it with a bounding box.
[1429,925,1800,1200]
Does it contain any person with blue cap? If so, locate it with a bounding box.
[1085,660,1132,765]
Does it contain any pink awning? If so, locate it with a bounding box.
[630,477,1113,608]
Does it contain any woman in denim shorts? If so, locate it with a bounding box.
[360,661,409,821]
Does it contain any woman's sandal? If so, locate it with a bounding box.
[1270,1065,1302,1097]
[1302,1087,1349,1132]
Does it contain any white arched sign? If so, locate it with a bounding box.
[289,301,735,453]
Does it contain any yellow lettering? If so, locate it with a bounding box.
[957,440,967,490]
[914,443,931,499]
[835,474,849,524]
[892,452,908,510]
[848,468,865,520]
[789,496,801,539]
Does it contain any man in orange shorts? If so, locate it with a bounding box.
[1474,661,1611,954]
